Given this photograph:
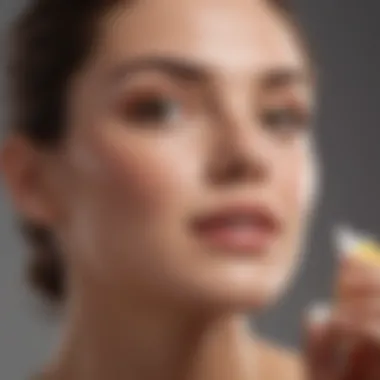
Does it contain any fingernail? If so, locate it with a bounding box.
[307,302,331,325]
[332,225,358,260]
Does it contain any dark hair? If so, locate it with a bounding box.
[7,0,302,304]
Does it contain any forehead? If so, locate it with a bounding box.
[93,0,306,76]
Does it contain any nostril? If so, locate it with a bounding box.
[208,144,268,186]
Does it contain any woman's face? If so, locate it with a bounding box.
[33,0,317,311]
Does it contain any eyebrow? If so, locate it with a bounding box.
[107,55,310,89]
[108,56,210,85]
[261,68,310,90]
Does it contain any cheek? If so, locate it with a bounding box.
[278,143,318,224]
[68,126,202,224]
[270,143,318,283]
[63,126,209,293]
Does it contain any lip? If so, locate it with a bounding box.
[190,201,282,255]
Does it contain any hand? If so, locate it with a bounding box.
[305,255,380,380]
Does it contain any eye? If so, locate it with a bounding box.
[123,94,181,125]
[261,107,310,135]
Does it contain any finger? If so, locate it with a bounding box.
[336,258,380,300]
[342,326,380,380]
[329,301,380,349]
[330,306,380,380]
[304,303,352,380]
[337,251,380,280]
[336,298,380,322]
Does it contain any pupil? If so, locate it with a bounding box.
[138,99,174,120]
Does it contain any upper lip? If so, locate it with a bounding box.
[190,200,283,232]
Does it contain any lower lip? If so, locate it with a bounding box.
[193,224,277,254]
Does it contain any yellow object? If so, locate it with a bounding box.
[335,226,380,266]
[352,240,380,265]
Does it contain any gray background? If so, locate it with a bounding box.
[1,0,380,378]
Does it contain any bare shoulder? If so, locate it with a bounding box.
[257,339,305,380]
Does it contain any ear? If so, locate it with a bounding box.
[0,135,59,227]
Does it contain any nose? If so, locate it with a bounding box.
[207,107,274,187]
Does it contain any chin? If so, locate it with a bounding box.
[215,280,285,313]
[183,263,291,314]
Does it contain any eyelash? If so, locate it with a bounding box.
[260,106,310,135]
[120,90,310,138]
[121,92,182,125]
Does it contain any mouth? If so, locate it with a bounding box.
[190,201,282,255]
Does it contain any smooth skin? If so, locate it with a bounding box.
[2,0,380,379]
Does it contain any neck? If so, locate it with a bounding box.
[46,290,259,380]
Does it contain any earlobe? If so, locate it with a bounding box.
[0,135,56,227]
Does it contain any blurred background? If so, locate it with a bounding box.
[1,0,380,378]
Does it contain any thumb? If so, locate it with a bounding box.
[304,302,340,380]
